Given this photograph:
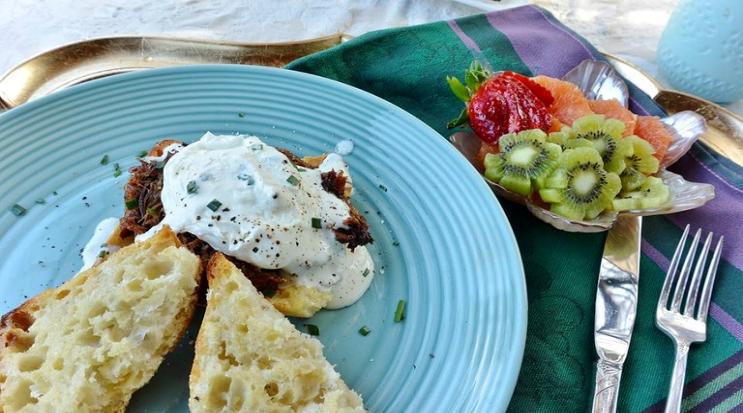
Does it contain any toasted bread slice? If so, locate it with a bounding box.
[189,254,366,413]
[0,227,201,413]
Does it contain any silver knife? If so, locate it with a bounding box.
[591,215,642,412]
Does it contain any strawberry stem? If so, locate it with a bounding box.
[447,76,470,102]
[447,108,469,129]
[446,60,494,129]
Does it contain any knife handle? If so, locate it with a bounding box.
[592,359,623,413]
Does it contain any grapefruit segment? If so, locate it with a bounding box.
[532,76,594,127]
[588,99,638,137]
[548,116,564,132]
[634,116,673,161]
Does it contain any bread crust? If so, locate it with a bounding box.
[0,227,201,413]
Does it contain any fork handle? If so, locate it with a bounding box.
[665,343,690,413]
[592,359,623,413]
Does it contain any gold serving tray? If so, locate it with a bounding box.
[0,34,345,109]
[0,36,740,167]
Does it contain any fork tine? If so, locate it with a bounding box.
[683,232,713,317]
[697,236,724,322]
[658,224,690,312]
[670,228,702,312]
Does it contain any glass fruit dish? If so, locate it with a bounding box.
[449,60,714,232]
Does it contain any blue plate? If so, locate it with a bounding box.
[0,65,526,412]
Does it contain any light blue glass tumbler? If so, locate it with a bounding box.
[658,0,743,103]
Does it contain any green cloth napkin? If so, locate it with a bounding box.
[287,5,743,412]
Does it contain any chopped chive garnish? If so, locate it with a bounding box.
[286,175,300,186]
[187,180,199,194]
[393,299,406,323]
[311,217,322,229]
[206,199,222,212]
[358,326,371,336]
[113,163,122,178]
[297,167,306,172]
[379,184,388,192]
[100,154,109,165]
[98,250,109,258]
[10,204,26,216]
[125,198,139,209]
[238,112,246,118]
[304,324,320,336]
[138,150,148,157]
[262,289,276,298]
[35,199,46,205]
[392,241,400,247]
[251,144,263,151]
[362,268,370,277]
[146,207,159,216]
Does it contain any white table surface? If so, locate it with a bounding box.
[2,0,741,113]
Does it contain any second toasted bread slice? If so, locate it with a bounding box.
[0,227,201,413]
[189,253,366,413]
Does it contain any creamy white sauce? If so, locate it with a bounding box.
[334,139,355,155]
[140,132,374,308]
[80,217,120,271]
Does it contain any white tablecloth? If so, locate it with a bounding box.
[3,0,740,113]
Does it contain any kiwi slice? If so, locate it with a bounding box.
[483,129,562,196]
[538,147,622,220]
[613,176,670,211]
[620,135,660,191]
[547,130,569,146]
[547,129,592,150]
[567,115,630,174]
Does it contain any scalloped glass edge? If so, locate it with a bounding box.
[563,59,629,107]
[450,134,714,233]
[477,170,715,233]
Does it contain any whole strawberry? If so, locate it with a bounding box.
[447,61,553,145]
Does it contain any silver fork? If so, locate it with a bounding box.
[656,225,724,413]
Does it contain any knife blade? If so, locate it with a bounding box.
[591,215,642,413]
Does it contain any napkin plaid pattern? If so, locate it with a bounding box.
[287,5,743,412]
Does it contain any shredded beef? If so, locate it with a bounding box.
[320,170,347,199]
[227,257,287,293]
[119,161,166,238]
[276,148,310,168]
[335,207,374,250]
[177,232,287,292]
